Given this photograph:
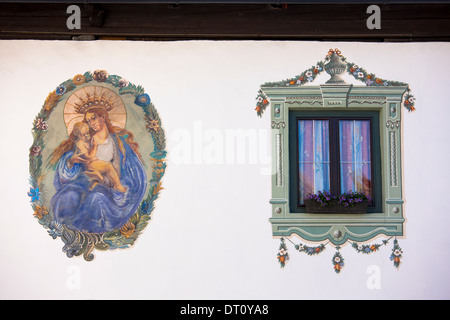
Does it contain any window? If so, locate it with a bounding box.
[289,111,382,213]
[259,49,411,250]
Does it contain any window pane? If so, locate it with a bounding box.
[339,120,372,199]
[298,120,313,162]
[339,120,354,162]
[298,120,330,204]
[315,162,330,194]
[357,163,372,197]
[355,120,371,163]
[299,162,314,203]
[340,163,355,194]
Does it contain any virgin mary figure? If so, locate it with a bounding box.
[49,88,147,233]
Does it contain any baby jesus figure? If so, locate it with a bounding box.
[69,121,127,193]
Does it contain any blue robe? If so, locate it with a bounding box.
[51,134,147,233]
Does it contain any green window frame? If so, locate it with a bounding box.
[262,83,407,245]
[257,50,415,270]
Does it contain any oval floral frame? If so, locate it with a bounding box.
[29,70,166,261]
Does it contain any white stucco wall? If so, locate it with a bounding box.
[0,40,448,299]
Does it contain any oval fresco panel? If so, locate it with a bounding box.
[29,70,166,261]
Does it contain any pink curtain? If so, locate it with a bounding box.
[298,120,330,204]
[339,120,372,199]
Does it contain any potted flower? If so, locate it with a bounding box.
[304,191,371,214]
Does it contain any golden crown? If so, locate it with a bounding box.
[73,90,115,114]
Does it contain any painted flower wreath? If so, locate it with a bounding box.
[255,49,416,117]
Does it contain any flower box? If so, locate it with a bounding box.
[304,191,370,214]
[305,199,368,214]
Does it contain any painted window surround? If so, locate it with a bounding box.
[263,80,407,246]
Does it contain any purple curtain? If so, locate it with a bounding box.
[339,120,372,199]
[298,120,330,204]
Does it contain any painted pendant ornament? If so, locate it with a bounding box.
[29,70,166,261]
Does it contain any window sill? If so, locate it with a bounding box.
[269,214,404,244]
[272,212,403,220]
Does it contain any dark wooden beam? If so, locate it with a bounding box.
[1,3,449,41]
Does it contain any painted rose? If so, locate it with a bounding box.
[34,118,48,131]
[30,145,42,156]
[93,70,109,82]
[119,78,129,87]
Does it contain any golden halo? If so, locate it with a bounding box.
[64,85,126,135]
